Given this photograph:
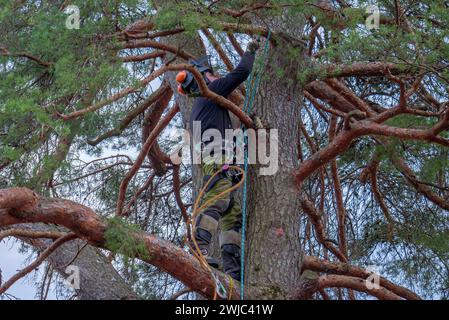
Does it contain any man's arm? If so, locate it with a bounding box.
[209,51,256,97]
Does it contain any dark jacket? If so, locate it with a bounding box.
[189,52,255,143]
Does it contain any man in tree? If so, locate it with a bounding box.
[176,41,260,281]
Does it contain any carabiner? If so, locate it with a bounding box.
[211,272,227,299]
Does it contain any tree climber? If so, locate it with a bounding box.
[176,40,260,281]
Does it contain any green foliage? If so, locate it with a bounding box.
[339,138,375,167]
[154,2,218,36]
[419,152,449,183]
[385,114,437,129]
[105,216,151,260]
[96,167,125,204]
[0,146,21,162]
[413,230,449,257]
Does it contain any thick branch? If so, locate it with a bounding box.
[318,274,402,300]
[305,81,358,114]
[295,115,449,187]
[289,270,319,300]
[122,40,195,60]
[142,84,173,176]
[0,188,244,300]
[302,256,421,300]
[121,51,166,62]
[227,33,244,56]
[0,188,39,210]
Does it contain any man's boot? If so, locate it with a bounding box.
[219,229,241,281]
[193,213,220,268]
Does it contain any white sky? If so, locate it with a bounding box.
[0,240,57,300]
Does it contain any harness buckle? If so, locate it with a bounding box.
[221,165,243,183]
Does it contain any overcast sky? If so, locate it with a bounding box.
[0,240,57,300]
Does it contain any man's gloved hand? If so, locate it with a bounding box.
[250,113,264,130]
[247,40,260,54]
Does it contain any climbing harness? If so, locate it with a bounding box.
[240,31,272,300]
[202,164,243,194]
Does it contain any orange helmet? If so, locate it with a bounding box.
[176,71,187,84]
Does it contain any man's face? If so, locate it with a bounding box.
[205,72,218,84]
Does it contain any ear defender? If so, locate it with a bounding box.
[176,71,187,84]
[175,62,210,96]
[176,71,188,95]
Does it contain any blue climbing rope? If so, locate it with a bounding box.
[240,31,271,300]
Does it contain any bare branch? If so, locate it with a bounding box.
[0,229,67,242]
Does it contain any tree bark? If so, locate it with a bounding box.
[245,13,307,299]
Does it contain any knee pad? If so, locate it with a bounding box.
[219,229,241,248]
[195,213,219,233]
[195,228,212,244]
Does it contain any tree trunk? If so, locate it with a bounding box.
[246,49,305,299]
[244,12,307,299]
